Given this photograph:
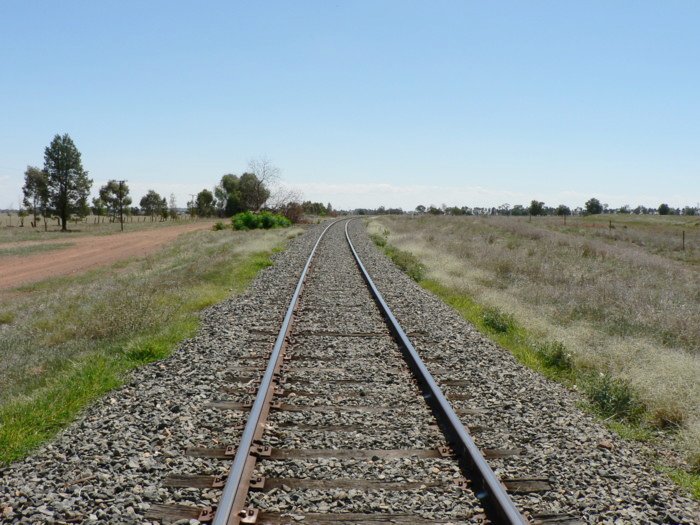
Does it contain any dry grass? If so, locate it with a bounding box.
[370,215,700,469]
[0,214,206,244]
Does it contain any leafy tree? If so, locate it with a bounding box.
[43,133,92,231]
[195,189,215,217]
[99,180,132,227]
[22,165,49,229]
[239,172,270,211]
[91,197,107,222]
[658,203,670,215]
[683,206,697,216]
[140,190,166,220]
[415,205,426,213]
[556,204,571,216]
[214,174,244,216]
[529,200,545,216]
[585,198,603,215]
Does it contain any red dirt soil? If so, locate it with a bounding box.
[0,222,212,290]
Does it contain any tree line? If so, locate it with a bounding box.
[19,133,335,231]
[354,199,698,217]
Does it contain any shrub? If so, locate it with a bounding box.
[584,373,645,422]
[212,221,226,231]
[534,340,572,371]
[231,211,291,231]
[370,233,387,247]
[481,307,515,334]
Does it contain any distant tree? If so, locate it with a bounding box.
[99,180,132,228]
[22,165,49,229]
[658,203,670,215]
[511,204,527,216]
[497,203,511,215]
[195,189,215,217]
[415,205,426,213]
[683,206,697,216]
[18,198,27,227]
[140,190,166,220]
[585,198,603,215]
[91,197,107,222]
[214,174,243,216]
[555,204,571,216]
[529,200,545,216]
[239,172,270,211]
[443,206,463,215]
[618,205,631,214]
[168,193,179,219]
[281,201,304,223]
[302,201,329,215]
[427,205,443,215]
[43,133,92,231]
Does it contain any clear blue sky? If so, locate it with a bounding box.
[1,1,698,210]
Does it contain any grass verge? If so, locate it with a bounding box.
[370,229,700,498]
[0,228,299,464]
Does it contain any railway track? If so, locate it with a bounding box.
[145,219,575,525]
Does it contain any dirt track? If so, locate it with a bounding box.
[0,222,212,290]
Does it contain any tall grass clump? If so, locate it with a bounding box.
[232,211,291,231]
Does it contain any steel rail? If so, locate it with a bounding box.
[344,219,527,525]
[212,219,340,525]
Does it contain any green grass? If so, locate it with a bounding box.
[0,227,298,464]
[0,311,15,324]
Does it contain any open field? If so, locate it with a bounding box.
[0,220,215,289]
[0,213,202,243]
[0,224,303,463]
[368,214,700,476]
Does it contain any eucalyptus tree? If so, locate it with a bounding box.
[43,134,92,231]
[22,165,49,229]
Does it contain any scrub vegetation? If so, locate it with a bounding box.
[368,214,700,494]
[0,225,302,464]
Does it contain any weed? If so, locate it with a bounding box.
[583,373,645,422]
[482,307,515,334]
[0,311,15,325]
[384,245,425,282]
[534,340,572,371]
[212,221,226,231]
[370,232,387,247]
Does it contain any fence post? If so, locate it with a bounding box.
[682,230,685,250]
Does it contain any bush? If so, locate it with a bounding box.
[370,232,387,247]
[534,340,572,371]
[584,373,645,422]
[212,221,226,231]
[481,307,515,334]
[231,211,291,231]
